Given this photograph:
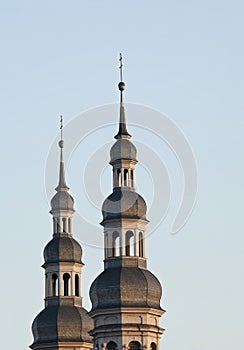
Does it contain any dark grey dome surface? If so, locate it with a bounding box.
[44,235,82,264]
[102,189,147,222]
[110,138,137,163]
[90,266,162,310]
[51,191,74,211]
[32,305,93,344]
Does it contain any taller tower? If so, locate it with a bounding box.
[89,65,165,350]
[31,132,93,350]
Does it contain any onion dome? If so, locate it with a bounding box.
[43,234,82,265]
[31,305,93,345]
[110,138,137,163]
[101,189,147,223]
[51,191,74,212]
[90,266,162,310]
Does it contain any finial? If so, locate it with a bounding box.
[118,53,125,92]
[59,115,64,149]
[119,53,123,81]
[58,115,64,148]
[60,115,63,135]
[115,54,131,139]
[56,115,68,190]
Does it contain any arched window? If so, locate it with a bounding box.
[75,274,79,296]
[57,219,61,233]
[63,273,70,296]
[117,169,121,187]
[150,343,156,350]
[62,218,66,233]
[131,169,134,187]
[112,231,119,257]
[107,341,117,350]
[129,341,141,350]
[124,169,128,186]
[45,275,48,297]
[55,219,59,233]
[52,273,58,296]
[105,234,108,259]
[139,232,143,257]
[126,231,134,256]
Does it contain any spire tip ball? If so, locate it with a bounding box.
[118,81,125,91]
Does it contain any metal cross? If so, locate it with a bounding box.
[60,115,63,140]
[119,53,123,81]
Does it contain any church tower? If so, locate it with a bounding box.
[30,129,93,350]
[89,60,165,350]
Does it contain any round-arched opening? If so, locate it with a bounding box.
[129,341,141,350]
[63,273,70,296]
[51,273,58,296]
[117,169,121,187]
[62,218,65,232]
[124,169,129,186]
[107,341,117,350]
[75,274,79,296]
[139,232,143,257]
[126,230,134,256]
[53,218,56,233]
[112,231,120,257]
[45,275,48,297]
[150,343,157,350]
[105,234,109,259]
[131,169,134,187]
[57,219,61,233]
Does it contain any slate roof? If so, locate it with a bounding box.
[31,305,93,345]
[110,138,137,163]
[102,189,147,223]
[90,266,162,310]
[51,191,74,212]
[43,235,82,264]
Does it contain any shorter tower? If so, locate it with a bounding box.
[31,136,93,350]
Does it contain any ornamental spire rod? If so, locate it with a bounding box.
[119,53,123,82]
[60,115,63,141]
[56,115,69,191]
[114,53,131,140]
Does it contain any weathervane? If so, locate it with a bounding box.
[119,53,123,82]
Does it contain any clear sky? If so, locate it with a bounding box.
[1,1,244,349]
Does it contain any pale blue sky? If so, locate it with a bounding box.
[1,1,244,349]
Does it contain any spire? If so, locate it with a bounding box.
[55,116,69,192]
[114,53,131,140]
[50,116,74,228]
